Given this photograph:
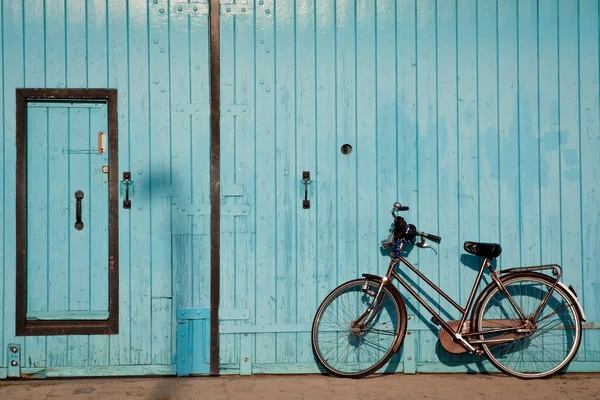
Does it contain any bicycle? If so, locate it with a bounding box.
[311,202,586,379]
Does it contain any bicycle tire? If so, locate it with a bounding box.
[311,278,407,378]
[475,273,582,378]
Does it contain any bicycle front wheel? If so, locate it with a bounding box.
[311,278,406,378]
[476,274,582,378]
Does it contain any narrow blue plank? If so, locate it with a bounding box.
[557,0,586,361]
[24,106,48,369]
[0,0,5,369]
[477,0,500,244]
[456,0,479,306]
[538,1,562,273]
[274,0,297,365]
[88,106,110,367]
[21,1,51,366]
[25,106,48,315]
[254,0,277,365]
[148,0,173,301]
[230,5,257,368]
[67,107,92,368]
[314,0,337,310]
[578,0,600,362]
[219,2,238,366]
[335,0,358,286]
[394,0,418,306]
[517,0,541,268]
[496,0,520,271]
[436,0,460,323]
[295,0,318,364]
[46,107,69,367]
[557,0,584,314]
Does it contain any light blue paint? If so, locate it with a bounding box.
[1,0,599,378]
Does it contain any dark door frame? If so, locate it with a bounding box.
[209,0,221,376]
[15,88,119,336]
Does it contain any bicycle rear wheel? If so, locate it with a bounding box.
[476,274,582,378]
[311,278,406,378]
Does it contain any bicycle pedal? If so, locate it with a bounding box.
[430,317,441,326]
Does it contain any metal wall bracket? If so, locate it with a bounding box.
[170,1,253,16]
[7,344,21,378]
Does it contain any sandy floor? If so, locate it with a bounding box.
[1,373,599,400]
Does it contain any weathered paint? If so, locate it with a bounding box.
[217,0,600,374]
[0,0,599,377]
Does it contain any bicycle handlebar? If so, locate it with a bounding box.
[420,232,441,243]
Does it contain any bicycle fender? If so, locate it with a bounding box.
[361,274,408,352]
[556,281,586,321]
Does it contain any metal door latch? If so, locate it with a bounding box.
[122,172,132,209]
[302,171,311,209]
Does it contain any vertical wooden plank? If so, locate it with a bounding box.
[435,0,461,366]
[457,0,479,304]
[232,4,257,365]
[517,0,541,267]
[188,8,211,368]
[395,0,418,309]
[1,0,23,359]
[294,0,317,364]
[219,4,237,366]
[148,0,172,304]
[497,0,520,270]
[477,0,500,244]
[24,106,48,368]
[538,1,562,276]
[314,0,337,317]
[274,0,297,365]
[0,0,5,368]
[68,106,92,367]
[557,0,583,313]
[46,107,69,367]
[21,0,48,369]
[335,0,357,285]
[414,0,439,364]
[436,0,460,322]
[254,0,277,366]
[578,0,600,361]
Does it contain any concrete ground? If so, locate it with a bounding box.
[1,373,599,400]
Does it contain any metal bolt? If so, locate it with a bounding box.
[178,6,183,11]
[226,7,231,12]
[10,346,18,353]
[266,9,270,14]
[102,166,109,173]
[193,7,198,11]
[153,39,159,44]
[407,331,412,335]
[407,357,412,361]
[159,8,164,13]
[11,360,18,367]
[242,8,246,12]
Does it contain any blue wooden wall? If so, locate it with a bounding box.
[1,0,599,377]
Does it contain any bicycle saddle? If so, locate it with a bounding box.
[463,241,502,259]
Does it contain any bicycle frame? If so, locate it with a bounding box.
[359,239,562,353]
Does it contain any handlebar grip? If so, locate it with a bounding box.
[422,233,441,242]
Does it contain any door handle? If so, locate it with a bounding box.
[74,190,84,230]
[302,171,311,209]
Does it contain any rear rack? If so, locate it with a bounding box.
[499,264,562,279]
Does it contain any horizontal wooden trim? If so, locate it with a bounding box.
[26,311,110,321]
[0,365,175,379]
